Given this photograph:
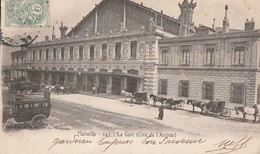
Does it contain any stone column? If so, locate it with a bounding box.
[73,74,77,88]
[95,75,100,86]
[48,73,52,85]
[106,75,112,94]
[63,73,68,85]
[122,76,127,90]
[84,74,88,91]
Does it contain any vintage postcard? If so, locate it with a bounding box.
[1,0,260,153]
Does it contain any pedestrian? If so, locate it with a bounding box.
[158,105,164,120]
[92,85,96,94]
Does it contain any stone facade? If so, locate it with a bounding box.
[158,30,260,107]
[10,0,260,107]
[12,0,179,95]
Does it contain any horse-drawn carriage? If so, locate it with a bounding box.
[203,100,231,117]
[8,81,28,93]
[187,99,231,117]
[3,95,51,129]
[8,81,42,94]
[131,92,149,104]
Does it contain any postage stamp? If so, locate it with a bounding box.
[5,0,49,27]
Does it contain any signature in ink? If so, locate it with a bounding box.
[205,136,252,154]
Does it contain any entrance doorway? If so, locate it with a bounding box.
[87,75,95,91]
[112,76,121,95]
[99,76,107,93]
[127,77,138,93]
[77,75,84,90]
[59,73,65,85]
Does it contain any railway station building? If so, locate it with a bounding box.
[10,0,260,107]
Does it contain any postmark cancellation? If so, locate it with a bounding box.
[5,0,49,27]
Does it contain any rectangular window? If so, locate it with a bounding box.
[205,47,215,65]
[130,41,137,59]
[79,46,84,60]
[61,47,65,60]
[234,46,245,65]
[69,46,74,60]
[158,79,168,95]
[231,83,244,104]
[102,44,107,60]
[202,82,215,100]
[39,49,42,60]
[46,49,49,61]
[90,45,95,60]
[33,50,36,61]
[161,50,168,65]
[53,48,57,60]
[115,42,121,59]
[181,48,190,65]
[179,80,189,97]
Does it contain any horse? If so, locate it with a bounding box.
[166,98,185,109]
[234,104,259,123]
[121,90,133,102]
[187,99,208,112]
[149,94,167,106]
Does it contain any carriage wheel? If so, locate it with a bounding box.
[31,114,48,129]
[217,108,231,117]
[137,98,143,104]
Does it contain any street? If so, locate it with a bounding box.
[2,88,260,137]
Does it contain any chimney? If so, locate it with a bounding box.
[212,18,216,30]
[223,5,230,33]
[45,35,49,41]
[52,26,56,40]
[245,18,255,30]
[59,22,68,38]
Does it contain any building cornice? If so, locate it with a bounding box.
[158,65,260,72]
[159,30,260,44]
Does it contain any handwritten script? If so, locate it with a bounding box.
[205,136,252,154]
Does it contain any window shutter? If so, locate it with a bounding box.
[158,80,161,94]
[242,84,245,105]
[187,81,190,97]
[212,83,215,100]
[202,82,205,100]
[178,81,182,97]
[230,85,234,103]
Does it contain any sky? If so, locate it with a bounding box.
[1,0,260,66]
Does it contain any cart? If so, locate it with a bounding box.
[163,99,185,110]
[131,92,148,104]
[3,97,51,129]
[203,100,231,117]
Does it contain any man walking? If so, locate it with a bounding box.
[158,105,164,120]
